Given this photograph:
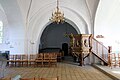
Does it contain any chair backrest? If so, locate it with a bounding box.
[20,78,35,80]
[1,77,58,80]
[15,55,21,60]
[0,78,11,80]
[41,77,58,80]
[118,53,120,60]
[50,53,57,59]
[9,55,15,60]
[111,53,116,60]
[21,54,28,60]
[30,54,36,60]
[43,53,50,60]
[37,54,43,59]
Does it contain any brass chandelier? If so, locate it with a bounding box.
[50,0,65,24]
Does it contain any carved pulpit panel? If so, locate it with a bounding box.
[68,34,92,66]
[80,34,91,53]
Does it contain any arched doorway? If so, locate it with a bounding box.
[40,22,78,54]
[62,43,68,56]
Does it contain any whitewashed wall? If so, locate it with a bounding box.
[95,0,120,52]
[17,0,99,54]
[0,0,99,55]
[0,0,24,54]
[1,0,120,64]
[0,4,9,51]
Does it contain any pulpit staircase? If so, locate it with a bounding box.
[69,34,110,66]
[91,37,109,65]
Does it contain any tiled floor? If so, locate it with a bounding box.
[4,61,113,80]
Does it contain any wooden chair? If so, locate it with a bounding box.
[108,53,111,67]
[41,77,58,80]
[111,53,117,68]
[49,53,57,67]
[21,54,28,67]
[20,78,36,80]
[29,54,36,67]
[118,53,120,67]
[14,54,22,67]
[43,53,50,67]
[0,78,11,80]
[57,52,64,62]
[7,55,15,67]
[35,53,43,67]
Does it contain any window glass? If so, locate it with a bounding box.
[0,21,3,43]
[0,27,2,31]
[0,32,3,37]
[0,38,2,43]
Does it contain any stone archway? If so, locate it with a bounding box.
[40,22,78,50]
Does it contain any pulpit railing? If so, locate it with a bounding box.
[91,37,108,64]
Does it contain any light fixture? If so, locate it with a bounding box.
[50,0,65,24]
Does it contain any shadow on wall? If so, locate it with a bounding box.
[40,22,78,49]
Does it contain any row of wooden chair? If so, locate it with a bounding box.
[7,53,60,67]
[7,54,34,67]
[35,53,57,67]
[108,53,120,68]
[1,77,59,80]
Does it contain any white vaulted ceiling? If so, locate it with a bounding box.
[0,0,99,39]
[18,0,99,39]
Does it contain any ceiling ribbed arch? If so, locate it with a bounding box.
[28,6,89,42]
[28,0,90,31]
[27,1,90,42]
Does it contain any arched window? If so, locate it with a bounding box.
[0,21,3,43]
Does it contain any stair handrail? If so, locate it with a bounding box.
[91,36,108,64]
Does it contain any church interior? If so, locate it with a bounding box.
[0,0,120,80]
